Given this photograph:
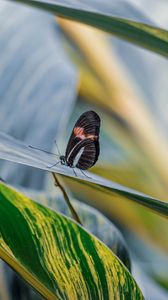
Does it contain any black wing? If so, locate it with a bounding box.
[76,139,99,170]
[65,111,100,170]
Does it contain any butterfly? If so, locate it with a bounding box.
[60,110,100,170]
[29,110,100,175]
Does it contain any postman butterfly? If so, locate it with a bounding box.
[30,111,100,175]
[59,110,100,171]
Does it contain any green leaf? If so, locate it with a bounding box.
[0,131,168,218]
[12,0,168,57]
[0,182,144,299]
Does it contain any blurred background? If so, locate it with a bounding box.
[0,1,168,299]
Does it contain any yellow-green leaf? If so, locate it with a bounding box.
[0,182,144,299]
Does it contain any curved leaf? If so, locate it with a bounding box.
[0,131,168,218]
[12,0,168,57]
[0,182,144,299]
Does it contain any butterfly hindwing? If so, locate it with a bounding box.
[65,111,100,170]
[76,139,99,170]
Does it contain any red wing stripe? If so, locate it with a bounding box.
[74,127,98,141]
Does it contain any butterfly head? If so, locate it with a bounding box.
[60,155,66,165]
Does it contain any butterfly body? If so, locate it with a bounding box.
[59,155,67,166]
[29,111,100,172]
[61,111,100,170]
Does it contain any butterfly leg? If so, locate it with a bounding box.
[48,161,61,169]
[72,168,78,177]
[80,169,92,179]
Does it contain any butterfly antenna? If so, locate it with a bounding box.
[54,140,61,156]
[29,145,59,157]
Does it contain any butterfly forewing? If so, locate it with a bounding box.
[65,111,100,170]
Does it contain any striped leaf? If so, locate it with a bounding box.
[12,0,168,57]
[0,181,144,299]
[0,131,168,218]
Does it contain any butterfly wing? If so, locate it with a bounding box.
[76,138,99,170]
[65,111,100,170]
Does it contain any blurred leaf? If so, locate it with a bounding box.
[57,18,168,253]
[153,275,168,292]
[57,17,168,200]
[59,16,168,251]
[0,2,77,189]
[0,182,144,300]
[13,0,168,57]
[62,104,168,252]
[124,230,168,296]
[0,131,168,218]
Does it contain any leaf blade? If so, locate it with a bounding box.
[0,182,144,299]
[13,0,168,57]
[0,131,168,218]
